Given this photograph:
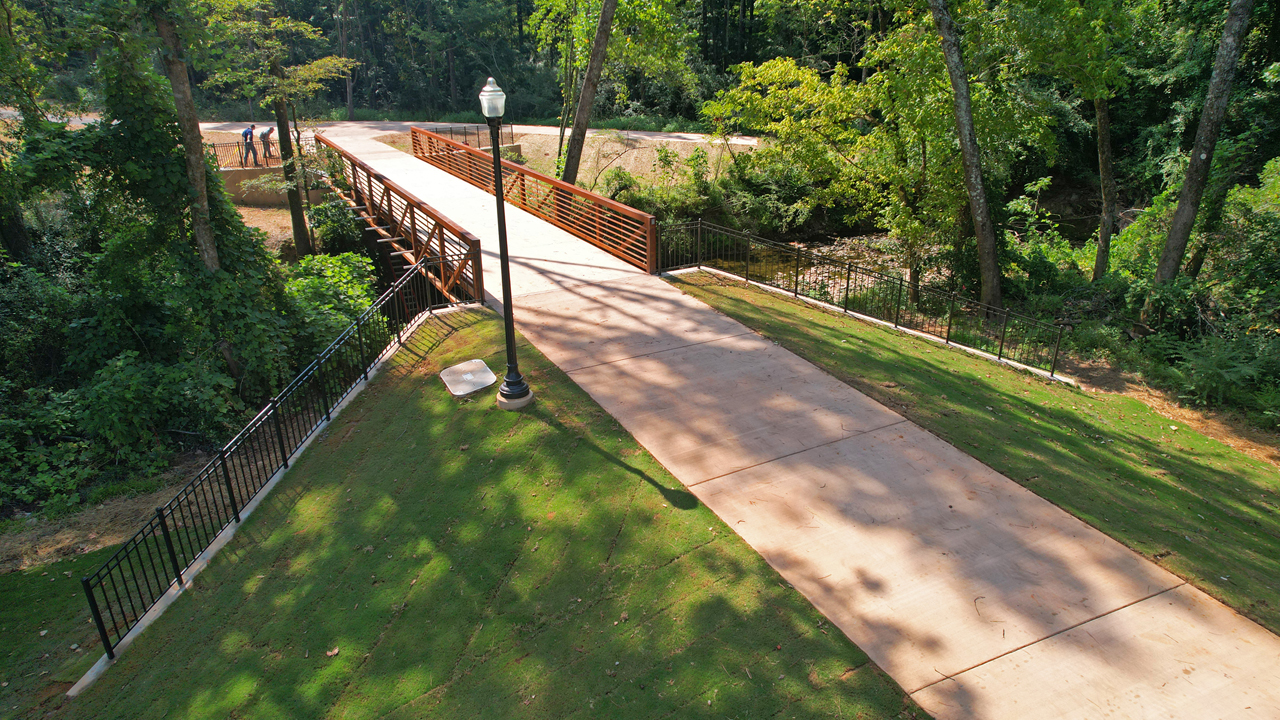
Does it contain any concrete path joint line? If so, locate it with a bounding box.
[684,419,911,488]
[911,581,1189,695]
[563,330,760,374]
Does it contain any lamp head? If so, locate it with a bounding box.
[479,78,506,119]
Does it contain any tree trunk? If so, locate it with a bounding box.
[559,0,618,186]
[270,58,313,256]
[152,5,220,273]
[1185,174,1233,279]
[1092,96,1117,281]
[927,0,1000,308]
[1155,0,1254,284]
[1185,237,1212,279]
[908,265,920,306]
[557,23,576,159]
[447,47,456,108]
[340,0,354,120]
[0,196,30,261]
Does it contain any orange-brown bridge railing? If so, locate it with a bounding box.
[409,126,658,273]
[316,134,483,304]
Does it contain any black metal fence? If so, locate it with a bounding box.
[660,219,1065,375]
[422,123,515,150]
[206,137,317,169]
[81,252,480,659]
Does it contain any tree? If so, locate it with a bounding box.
[535,0,696,183]
[1006,0,1130,281]
[928,0,1002,308]
[1155,0,1255,284]
[151,1,220,272]
[204,3,356,256]
[559,0,617,186]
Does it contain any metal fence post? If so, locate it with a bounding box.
[945,293,957,344]
[794,247,801,297]
[744,236,751,286]
[1050,325,1064,377]
[395,288,405,344]
[219,449,241,524]
[156,508,184,587]
[357,317,370,381]
[997,311,1011,360]
[697,218,703,268]
[893,277,904,327]
[316,360,333,422]
[270,398,290,469]
[842,263,852,313]
[81,578,115,660]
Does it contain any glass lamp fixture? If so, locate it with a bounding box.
[479,78,506,119]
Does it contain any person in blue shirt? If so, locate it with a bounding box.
[241,124,260,167]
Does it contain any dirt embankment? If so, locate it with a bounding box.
[1,454,213,574]
[1056,357,1280,470]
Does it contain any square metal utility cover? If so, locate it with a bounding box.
[440,359,497,397]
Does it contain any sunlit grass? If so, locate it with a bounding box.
[67,307,924,719]
[670,271,1280,634]
[0,547,116,719]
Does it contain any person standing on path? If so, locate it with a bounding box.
[242,124,259,167]
[259,125,275,162]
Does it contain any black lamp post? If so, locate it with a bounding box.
[479,77,533,410]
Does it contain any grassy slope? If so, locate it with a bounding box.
[65,309,923,719]
[670,272,1280,633]
[0,547,118,719]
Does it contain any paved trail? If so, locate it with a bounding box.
[315,129,1280,720]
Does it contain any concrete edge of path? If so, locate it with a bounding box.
[663,266,1079,387]
[66,305,479,699]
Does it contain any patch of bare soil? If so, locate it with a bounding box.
[1058,355,1280,469]
[0,454,211,573]
[803,234,897,273]
[202,130,245,144]
[237,205,294,257]
[513,132,737,192]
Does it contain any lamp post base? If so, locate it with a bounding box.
[496,389,535,410]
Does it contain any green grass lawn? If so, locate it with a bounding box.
[63,308,923,719]
[0,546,118,719]
[669,271,1280,634]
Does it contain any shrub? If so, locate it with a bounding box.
[284,253,379,361]
[307,199,365,255]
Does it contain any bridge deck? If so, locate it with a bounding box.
[323,134,645,306]
[322,130,1280,720]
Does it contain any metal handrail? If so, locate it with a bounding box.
[204,137,316,169]
[659,219,1066,376]
[80,253,477,660]
[409,126,658,273]
[315,133,484,303]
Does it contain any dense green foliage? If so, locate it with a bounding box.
[2,0,1278,514]
[0,2,382,513]
[1078,159,1280,425]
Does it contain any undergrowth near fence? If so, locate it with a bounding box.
[65,309,923,720]
[670,271,1280,635]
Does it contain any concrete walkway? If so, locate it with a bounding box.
[321,131,1280,720]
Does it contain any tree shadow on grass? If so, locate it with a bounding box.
[676,272,1280,635]
[67,312,923,720]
